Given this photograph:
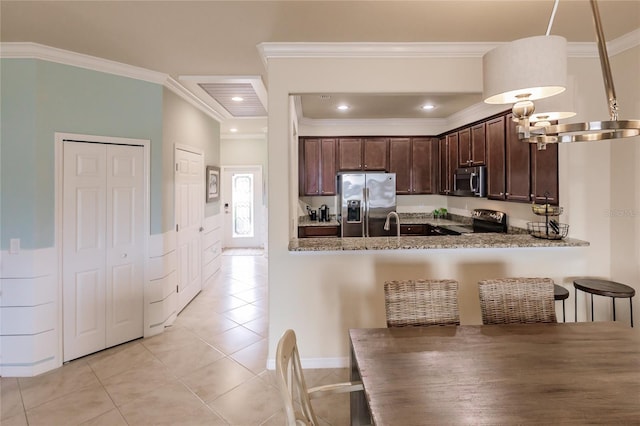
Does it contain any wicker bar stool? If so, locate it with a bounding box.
[478,278,557,325]
[384,279,460,327]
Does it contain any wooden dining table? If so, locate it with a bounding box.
[349,322,640,425]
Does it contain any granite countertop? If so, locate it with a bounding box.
[298,216,340,227]
[288,234,590,252]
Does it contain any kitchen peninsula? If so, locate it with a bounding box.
[289,233,589,252]
[292,211,589,251]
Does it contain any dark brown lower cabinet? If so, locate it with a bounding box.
[298,226,340,238]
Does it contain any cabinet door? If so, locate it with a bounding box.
[446,133,458,194]
[505,113,531,202]
[412,137,438,194]
[471,122,487,165]
[302,138,320,195]
[389,138,412,195]
[486,116,506,200]
[531,143,559,205]
[364,138,389,171]
[438,136,449,194]
[320,138,337,195]
[338,138,363,170]
[458,127,471,167]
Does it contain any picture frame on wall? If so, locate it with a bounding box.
[206,165,220,202]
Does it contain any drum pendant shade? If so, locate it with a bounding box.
[530,75,576,123]
[483,35,568,105]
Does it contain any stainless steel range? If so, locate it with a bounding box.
[471,209,508,233]
[438,209,507,235]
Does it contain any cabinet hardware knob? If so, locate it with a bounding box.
[505,192,510,196]
[499,192,504,196]
[122,253,128,258]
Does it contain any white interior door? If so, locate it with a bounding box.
[63,141,144,362]
[105,145,144,347]
[175,148,203,312]
[222,166,264,248]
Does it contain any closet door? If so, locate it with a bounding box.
[63,142,144,361]
[63,142,108,361]
[105,144,144,347]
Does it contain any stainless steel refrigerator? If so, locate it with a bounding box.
[338,172,397,237]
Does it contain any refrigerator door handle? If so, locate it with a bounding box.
[363,187,368,237]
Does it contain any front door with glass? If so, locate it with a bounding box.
[222,166,264,248]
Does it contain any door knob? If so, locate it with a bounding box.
[199,227,204,232]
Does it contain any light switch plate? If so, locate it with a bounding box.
[9,238,20,254]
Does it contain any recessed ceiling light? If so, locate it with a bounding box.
[231,96,243,102]
[337,105,350,111]
[230,128,238,132]
[422,104,436,110]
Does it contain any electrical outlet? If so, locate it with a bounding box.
[9,238,20,254]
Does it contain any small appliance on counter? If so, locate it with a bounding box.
[306,206,317,221]
[319,204,330,222]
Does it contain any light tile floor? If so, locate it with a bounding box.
[1,250,351,426]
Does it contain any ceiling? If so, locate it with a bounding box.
[2,1,639,135]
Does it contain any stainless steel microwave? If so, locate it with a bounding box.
[453,166,486,197]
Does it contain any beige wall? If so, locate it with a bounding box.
[267,51,640,367]
[163,87,221,220]
[610,45,640,311]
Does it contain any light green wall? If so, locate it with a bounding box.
[1,58,163,250]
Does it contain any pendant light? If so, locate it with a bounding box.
[483,0,640,148]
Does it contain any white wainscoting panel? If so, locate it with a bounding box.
[202,213,222,286]
[146,230,178,336]
[0,247,59,377]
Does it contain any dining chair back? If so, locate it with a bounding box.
[384,279,460,327]
[478,277,557,325]
[275,329,364,426]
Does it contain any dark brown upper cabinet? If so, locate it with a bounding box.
[458,124,486,167]
[486,116,507,200]
[411,137,438,194]
[390,137,438,195]
[363,138,389,171]
[531,143,559,205]
[299,138,336,196]
[338,137,388,171]
[439,133,458,195]
[505,113,531,202]
[389,138,412,194]
[486,113,559,205]
[337,137,363,171]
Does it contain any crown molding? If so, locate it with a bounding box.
[0,42,168,84]
[0,42,226,122]
[164,78,226,122]
[257,42,498,66]
[258,31,640,64]
[608,28,640,56]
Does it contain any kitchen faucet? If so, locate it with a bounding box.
[384,211,401,237]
